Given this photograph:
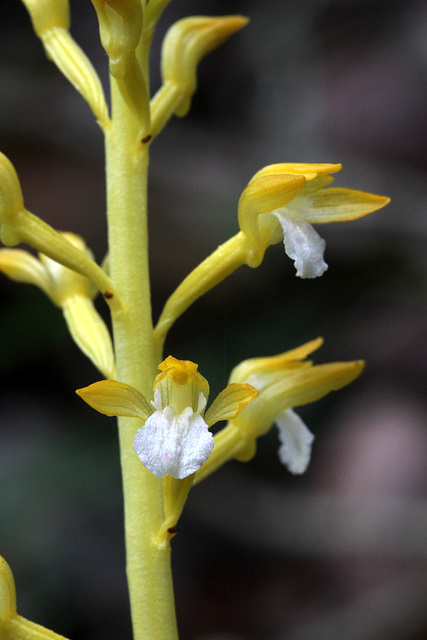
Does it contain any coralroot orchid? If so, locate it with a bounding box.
[0,1,390,639]
[77,356,258,479]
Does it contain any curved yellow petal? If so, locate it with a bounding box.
[251,163,342,182]
[204,383,259,427]
[229,337,324,383]
[238,172,305,267]
[304,188,391,223]
[76,380,153,420]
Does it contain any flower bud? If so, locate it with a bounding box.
[91,0,143,77]
[161,16,248,116]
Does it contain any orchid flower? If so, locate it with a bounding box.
[77,356,258,479]
[239,163,390,277]
[195,338,364,482]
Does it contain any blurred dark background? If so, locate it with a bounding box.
[1,1,427,639]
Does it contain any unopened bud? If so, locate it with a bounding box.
[161,16,248,116]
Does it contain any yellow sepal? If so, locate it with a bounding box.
[230,337,324,380]
[204,382,259,427]
[232,359,365,439]
[304,188,391,223]
[76,380,153,420]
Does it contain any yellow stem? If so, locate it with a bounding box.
[105,79,178,640]
[3,616,69,640]
[154,232,248,352]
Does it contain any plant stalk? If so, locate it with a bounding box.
[105,79,178,640]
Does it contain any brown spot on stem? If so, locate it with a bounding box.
[104,291,113,299]
[141,134,152,144]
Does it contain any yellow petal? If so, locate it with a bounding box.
[204,383,259,427]
[0,248,52,297]
[238,172,305,267]
[303,188,391,223]
[76,380,153,420]
[251,163,342,182]
[229,337,324,382]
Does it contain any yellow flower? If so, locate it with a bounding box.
[239,163,390,275]
[77,356,258,479]
[195,339,364,482]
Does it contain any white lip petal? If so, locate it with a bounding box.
[133,406,214,479]
[273,212,328,278]
[275,409,314,474]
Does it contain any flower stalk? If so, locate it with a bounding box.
[104,77,179,638]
